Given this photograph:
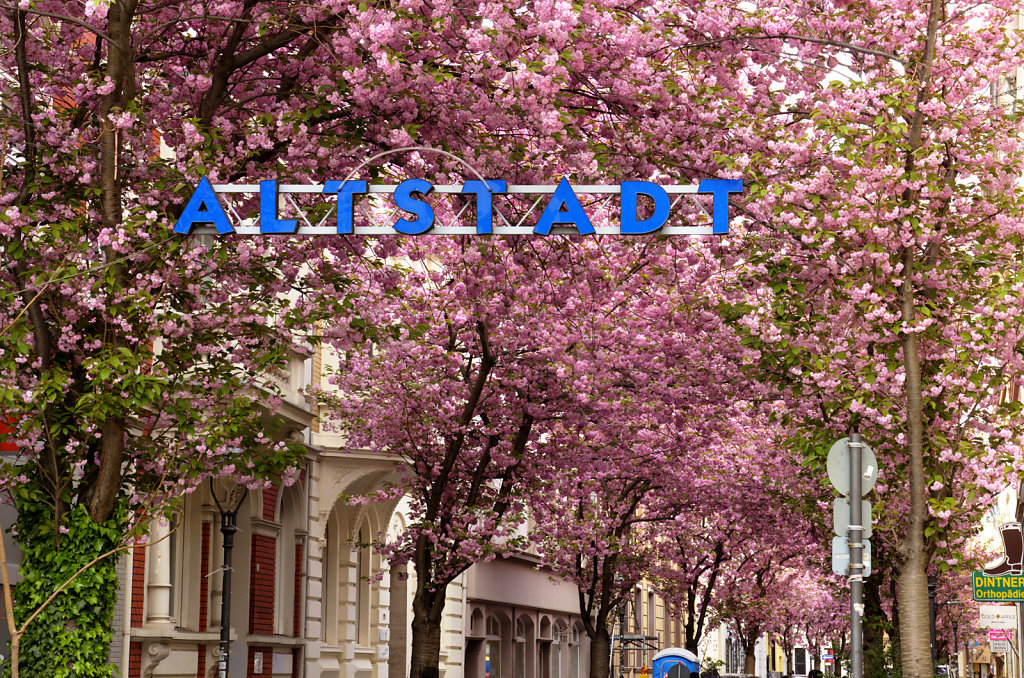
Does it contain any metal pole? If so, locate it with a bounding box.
[212,483,247,678]
[849,434,864,678]
[219,512,236,678]
[618,600,626,678]
[954,621,959,678]
[929,576,938,669]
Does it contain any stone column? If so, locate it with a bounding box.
[388,564,408,678]
[145,518,173,624]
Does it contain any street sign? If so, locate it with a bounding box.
[832,536,872,577]
[833,497,873,538]
[823,654,834,661]
[991,639,1010,653]
[979,603,1019,627]
[827,438,878,496]
[974,574,1024,603]
[989,629,1014,641]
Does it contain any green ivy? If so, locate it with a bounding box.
[10,481,127,678]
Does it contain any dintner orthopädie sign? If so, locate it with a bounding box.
[172,177,743,236]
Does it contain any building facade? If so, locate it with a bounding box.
[107,347,608,678]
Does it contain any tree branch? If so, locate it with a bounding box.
[0,3,120,48]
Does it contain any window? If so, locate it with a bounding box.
[166,495,204,631]
[552,622,567,678]
[795,648,807,675]
[356,524,371,645]
[323,519,339,644]
[487,615,504,678]
[647,592,656,637]
[515,619,527,678]
[486,641,502,678]
[276,482,303,636]
[167,515,178,620]
[634,589,643,633]
[571,626,581,678]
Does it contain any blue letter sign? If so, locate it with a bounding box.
[533,178,595,235]
[173,177,743,236]
[173,177,233,234]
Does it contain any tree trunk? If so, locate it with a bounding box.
[898,250,932,678]
[745,651,758,676]
[410,583,445,678]
[862,575,888,653]
[896,559,930,678]
[685,588,699,655]
[590,626,611,678]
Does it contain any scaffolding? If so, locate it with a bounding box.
[611,596,660,677]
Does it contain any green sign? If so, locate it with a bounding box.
[973,572,1024,601]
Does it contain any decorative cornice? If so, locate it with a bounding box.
[250,517,282,538]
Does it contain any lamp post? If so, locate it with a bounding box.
[211,480,248,678]
[952,619,959,678]
[942,597,966,678]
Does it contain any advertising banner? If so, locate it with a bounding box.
[979,604,1018,629]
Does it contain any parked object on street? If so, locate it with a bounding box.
[653,648,699,678]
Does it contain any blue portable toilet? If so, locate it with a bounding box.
[653,648,699,678]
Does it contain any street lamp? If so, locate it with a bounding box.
[941,596,966,678]
[952,618,958,678]
[210,480,248,678]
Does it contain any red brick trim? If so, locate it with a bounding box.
[199,522,211,631]
[292,542,303,637]
[197,644,207,678]
[248,534,277,634]
[262,484,278,521]
[130,547,146,628]
[128,641,142,678]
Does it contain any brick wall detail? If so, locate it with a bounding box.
[128,641,142,678]
[130,547,146,628]
[249,534,277,634]
[292,542,303,637]
[197,644,206,678]
[199,522,211,631]
[247,645,273,678]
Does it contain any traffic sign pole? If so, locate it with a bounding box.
[850,433,864,678]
